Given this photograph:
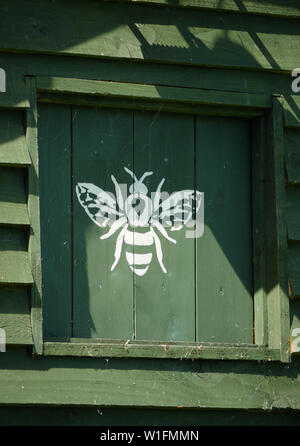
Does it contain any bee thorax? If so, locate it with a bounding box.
[125,193,152,227]
[124,228,154,246]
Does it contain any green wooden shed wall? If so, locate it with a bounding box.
[1,0,300,425]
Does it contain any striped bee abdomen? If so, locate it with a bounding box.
[124,227,154,276]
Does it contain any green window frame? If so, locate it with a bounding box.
[26,76,290,362]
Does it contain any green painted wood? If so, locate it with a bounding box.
[38,103,72,339]
[110,0,300,18]
[287,243,300,298]
[1,53,296,98]
[285,128,300,184]
[0,97,29,109]
[0,109,31,166]
[251,117,267,345]
[0,287,32,345]
[196,116,253,344]
[37,77,271,109]
[0,167,29,226]
[286,187,300,241]
[38,92,263,119]
[1,0,300,71]
[134,111,195,342]
[72,106,134,339]
[0,227,33,285]
[3,347,300,409]
[0,70,29,109]
[43,341,279,361]
[26,77,43,354]
[265,97,290,362]
[283,97,300,129]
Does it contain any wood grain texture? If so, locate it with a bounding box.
[38,92,263,119]
[0,109,31,167]
[265,97,290,362]
[0,287,32,345]
[38,103,72,339]
[251,117,267,345]
[1,53,296,98]
[37,77,271,109]
[0,227,33,285]
[109,0,300,18]
[196,116,253,344]
[43,341,279,361]
[0,0,298,415]
[0,167,29,226]
[72,106,134,339]
[2,347,300,409]
[26,77,43,354]
[134,111,195,342]
[1,0,300,71]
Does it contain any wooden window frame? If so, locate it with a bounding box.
[26,75,290,362]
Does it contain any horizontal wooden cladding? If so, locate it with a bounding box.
[287,243,300,298]
[0,53,295,97]
[0,287,32,345]
[0,167,29,226]
[0,228,33,285]
[43,341,280,361]
[1,0,300,72]
[0,96,29,110]
[0,109,31,167]
[112,0,300,19]
[2,348,300,409]
[37,77,271,110]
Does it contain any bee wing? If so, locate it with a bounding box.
[76,182,122,228]
[158,190,202,229]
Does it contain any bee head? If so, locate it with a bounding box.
[124,167,153,195]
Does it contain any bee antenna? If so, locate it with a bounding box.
[124,167,137,181]
[139,171,153,183]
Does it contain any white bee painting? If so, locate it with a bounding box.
[76,167,202,277]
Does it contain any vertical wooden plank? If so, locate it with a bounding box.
[266,96,290,362]
[196,116,253,344]
[26,76,43,354]
[72,106,134,339]
[38,103,72,339]
[134,111,195,342]
[251,117,268,345]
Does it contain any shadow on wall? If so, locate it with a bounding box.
[0,0,299,342]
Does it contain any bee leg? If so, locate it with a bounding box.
[100,216,127,240]
[111,175,124,211]
[153,177,165,211]
[111,224,128,271]
[152,220,176,244]
[151,228,167,274]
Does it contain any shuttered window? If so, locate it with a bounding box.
[39,104,253,344]
[31,77,289,361]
